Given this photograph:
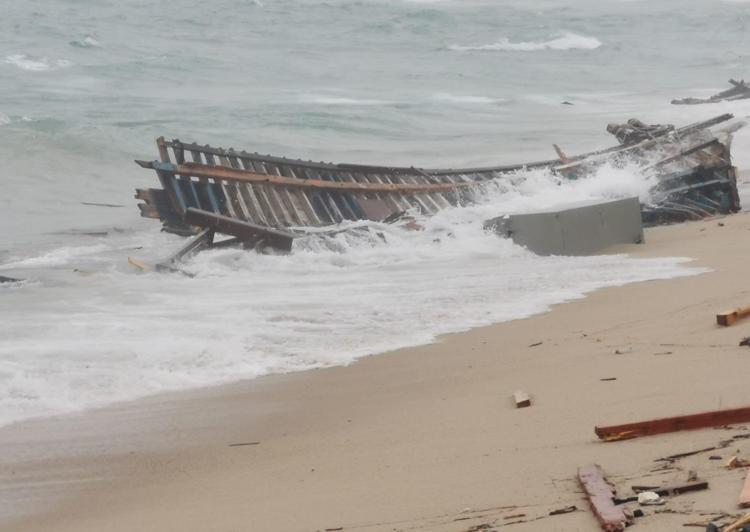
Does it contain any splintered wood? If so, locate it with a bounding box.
[739,469,750,508]
[578,464,633,531]
[595,406,750,441]
[717,305,750,326]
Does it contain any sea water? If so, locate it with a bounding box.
[0,0,749,427]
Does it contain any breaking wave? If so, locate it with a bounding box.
[299,94,395,106]
[0,162,701,428]
[449,32,602,52]
[431,93,507,104]
[4,54,73,72]
[69,35,101,48]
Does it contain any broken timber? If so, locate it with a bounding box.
[578,464,633,532]
[595,405,750,441]
[513,390,531,408]
[717,305,750,327]
[672,79,750,105]
[740,469,750,508]
[134,114,741,258]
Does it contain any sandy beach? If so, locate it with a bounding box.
[4,212,750,531]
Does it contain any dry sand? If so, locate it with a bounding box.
[4,213,750,532]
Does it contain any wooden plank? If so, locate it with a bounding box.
[739,469,750,508]
[577,464,632,532]
[184,207,294,252]
[159,228,214,267]
[595,405,750,441]
[513,390,531,408]
[717,306,750,326]
[633,481,708,497]
[139,161,475,194]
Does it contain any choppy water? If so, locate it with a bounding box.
[1,0,749,427]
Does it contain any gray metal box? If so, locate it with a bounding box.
[484,197,644,256]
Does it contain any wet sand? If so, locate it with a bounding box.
[3,213,750,531]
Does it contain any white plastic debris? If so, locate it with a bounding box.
[637,491,665,505]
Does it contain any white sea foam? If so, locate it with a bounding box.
[69,35,101,48]
[300,94,394,106]
[431,93,507,104]
[0,163,702,427]
[449,32,602,52]
[4,54,72,72]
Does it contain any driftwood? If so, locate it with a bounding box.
[739,469,750,508]
[578,464,633,531]
[672,79,750,105]
[595,406,750,441]
[513,391,531,408]
[717,305,750,327]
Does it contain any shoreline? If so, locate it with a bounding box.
[3,214,750,531]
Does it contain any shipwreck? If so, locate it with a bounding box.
[134,113,741,262]
[672,79,750,105]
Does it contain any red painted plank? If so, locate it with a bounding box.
[578,464,632,531]
[595,406,750,441]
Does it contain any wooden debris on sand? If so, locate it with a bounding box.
[717,305,750,327]
[739,469,750,508]
[595,405,750,441]
[578,464,633,531]
[513,390,531,408]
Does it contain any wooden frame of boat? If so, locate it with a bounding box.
[135,113,740,252]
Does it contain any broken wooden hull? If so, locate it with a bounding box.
[135,114,740,247]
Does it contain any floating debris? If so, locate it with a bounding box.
[672,79,750,105]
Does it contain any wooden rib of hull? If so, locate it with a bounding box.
[135,114,740,235]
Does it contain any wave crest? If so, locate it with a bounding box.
[4,54,73,72]
[450,32,602,52]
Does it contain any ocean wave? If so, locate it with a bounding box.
[449,32,602,52]
[431,93,507,104]
[4,54,73,72]
[69,35,101,48]
[299,94,395,106]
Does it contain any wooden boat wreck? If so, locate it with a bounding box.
[134,113,741,258]
[672,79,750,105]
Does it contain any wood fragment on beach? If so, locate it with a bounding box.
[228,441,260,447]
[549,505,577,516]
[738,469,750,508]
[595,405,750,441]
[513,390,531,408]
[717,306,750,327]
[724,513,750,532]
[631,481,708,497]
[578,464,633,531]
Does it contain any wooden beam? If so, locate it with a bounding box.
[138,160,473,194]
[595,405,750,441]
[739,470,750,508]
[717,306,750,326]
[184,207,294,252]
[513,390,531,408]
[577,464,632,531]
[158,228,214,267]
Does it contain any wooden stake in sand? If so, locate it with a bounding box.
[577,464,633,532]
